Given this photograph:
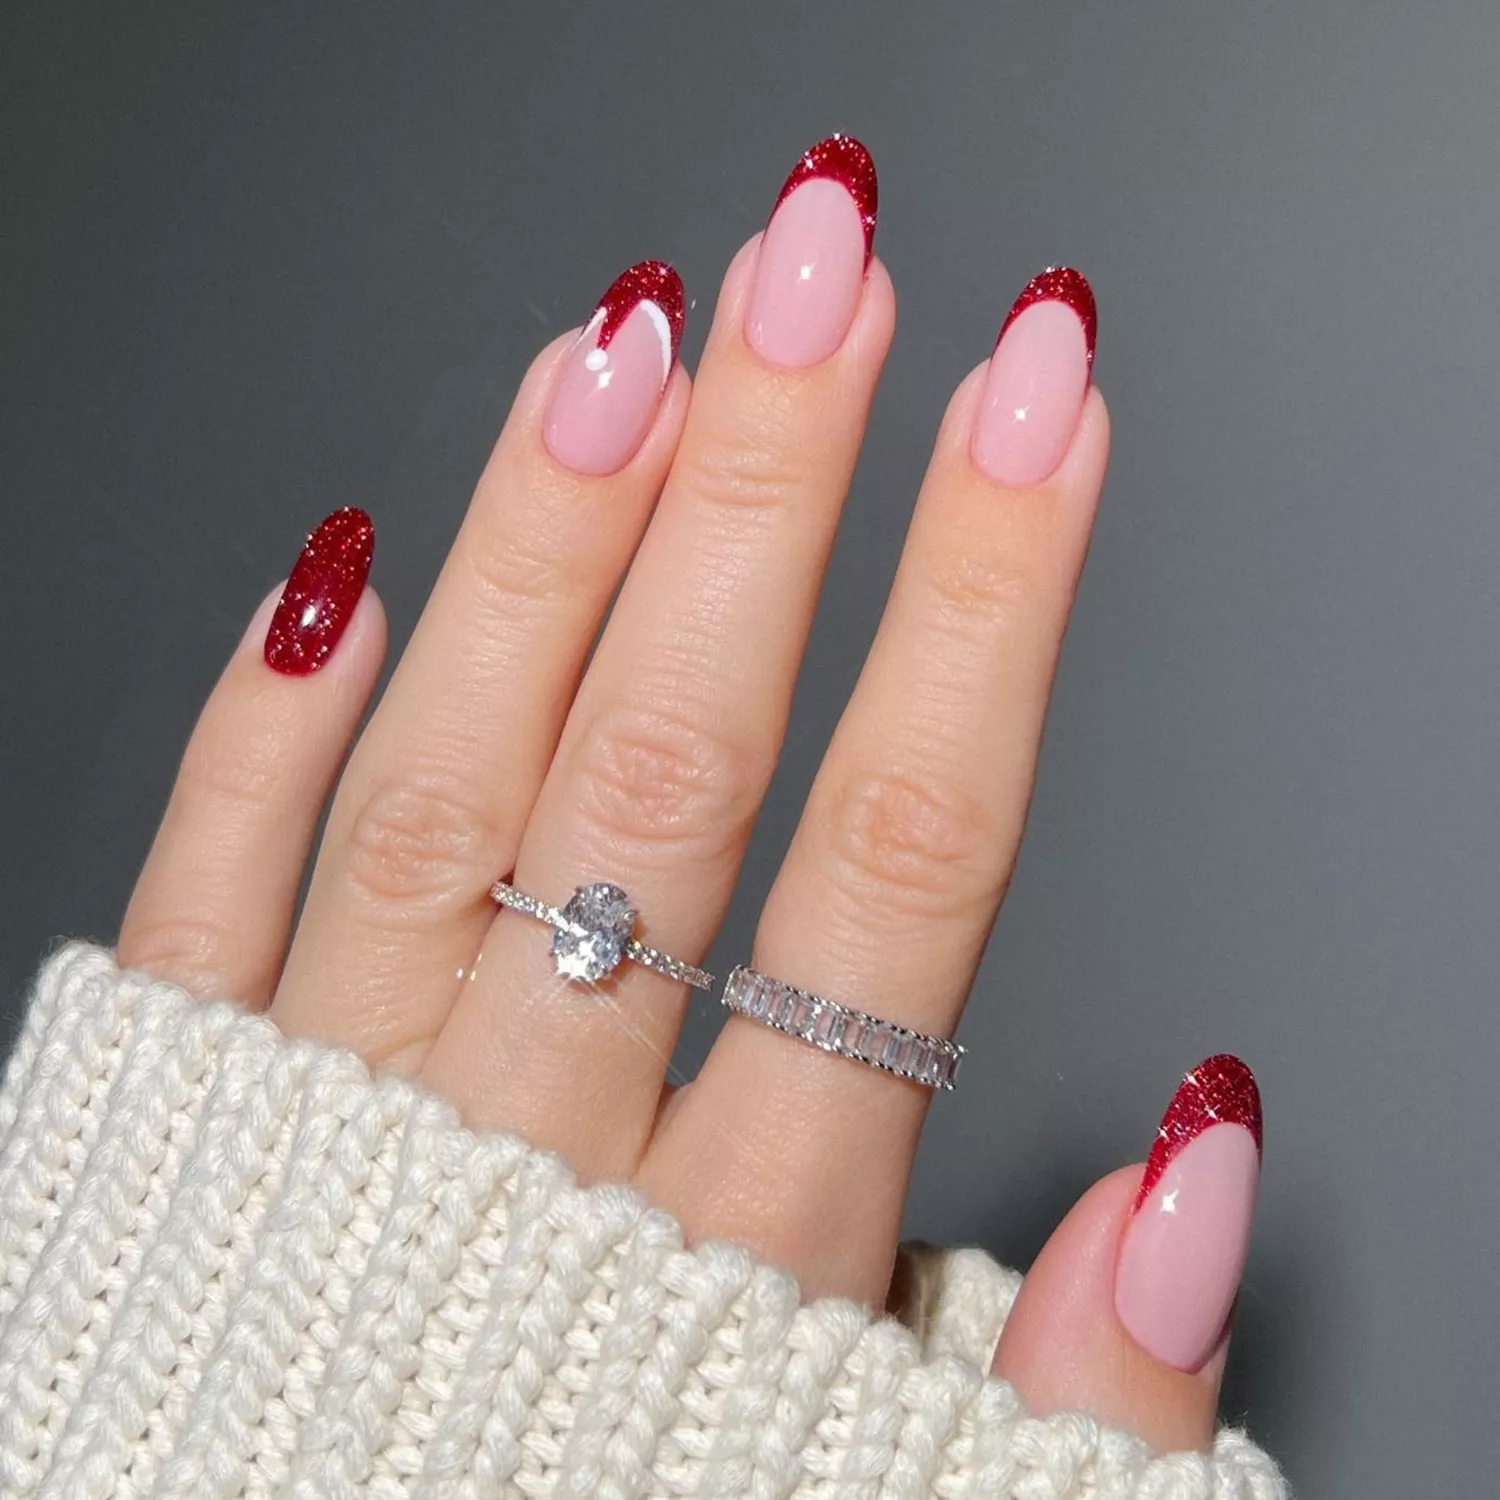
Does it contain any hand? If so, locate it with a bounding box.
[117,136,1259,1454]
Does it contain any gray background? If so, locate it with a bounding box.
[3,3,1495,1494]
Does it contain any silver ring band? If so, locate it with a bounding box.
[721,966,963,1091]
[489,879,714,991]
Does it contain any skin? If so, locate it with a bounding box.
[119,225,1232,1456]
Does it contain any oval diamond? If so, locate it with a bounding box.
[551,882,637,984]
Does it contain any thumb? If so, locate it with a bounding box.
[991,1055,1262,1453]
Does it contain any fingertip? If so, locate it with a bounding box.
[712,232,896,375]
[929,359,1109,503]
[1062,383,1111,497]
[241,581,287,656]
[508,310,692,488]
[244,575,385,683]
[932,361,991,458]
[314,583,388,698]
[992,1163,1223,1454]
[341,582,387,661]
[849,252,898,358]
[526,327,587,400]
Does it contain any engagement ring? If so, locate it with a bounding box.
[489,879,715,990]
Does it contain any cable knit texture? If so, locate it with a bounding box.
[0,946,1286,1499]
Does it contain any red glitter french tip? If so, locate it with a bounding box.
[264,507,374,677]
[999,266,1098,369]
[1134,1053,1262,1211]
[592,260,685,366]
[772,134,878,262]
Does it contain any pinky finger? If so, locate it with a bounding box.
[991,1055,1263,1454]
[118,508,384,1005]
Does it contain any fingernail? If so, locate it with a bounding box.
[264,507,374,676]
[971,266,1097,485]
[543,260,684,477]
[1113,1054,1262,1372]
[745,134,877,369]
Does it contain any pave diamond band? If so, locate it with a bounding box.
[721,966,963,1091]
[489,880,715,990]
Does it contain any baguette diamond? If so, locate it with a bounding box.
[720,966,963,1092]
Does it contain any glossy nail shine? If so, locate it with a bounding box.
[747,135,877,370]
[264,507,374,676]
[971,265,1097,485]
[592,259,685,371]
[543,260,685,477]
[771,133,878,261]
[1134,1053,1262,1209]
[999,266,1097,367]
[1113,1054,1263,1372]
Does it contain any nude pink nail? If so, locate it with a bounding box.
[746,135,877,370]
[971,267,1097,486]
[543,260,685,477]
[1113,1055,1262,1372]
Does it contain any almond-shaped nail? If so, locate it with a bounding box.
[1113,1054,1262,1372]
[544,260,684,477]
[971,266,1097,486]
[745,134,877,370]
[264,507,374,676]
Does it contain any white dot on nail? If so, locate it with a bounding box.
[584,348,608,372]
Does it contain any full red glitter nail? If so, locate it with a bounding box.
[771,134,878,262]
[1134,1054,1262,1210]
[592,260,685,365]
[264,507,374,677]
[999,266,1098,368]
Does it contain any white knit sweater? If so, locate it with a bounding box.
[0,945,1286,1499]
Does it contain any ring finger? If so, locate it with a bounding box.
[643,269,1109,1301]
[422,139,894,1177]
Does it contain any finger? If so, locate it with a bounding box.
[424,139,893,1175]
[993,1056,1263,1454]
[119,508,383,1004]
[644,270,1106,1300]
[272,265,690,1066]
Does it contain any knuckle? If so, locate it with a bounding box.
[177,721,286,816]
[116,915,247,996]
[340,778,498,912]
[676,415,807,521]
[463,526,586,623]
[572,701,765,858]
[819,766,999,920]
[920,535,1031,632]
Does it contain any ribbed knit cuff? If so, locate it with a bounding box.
[0,945,1286,1499]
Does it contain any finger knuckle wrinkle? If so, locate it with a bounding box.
[178,729,285,813]
[923,542,1029,629]
[679,433,805,519]
[343,780,496,908]
[465,531,580,619]
[574,706,758,854]
[119,916,235,984]
[823,768,994,916]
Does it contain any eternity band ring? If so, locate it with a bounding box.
[721,966,963,1091]
[489,879,715,991]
